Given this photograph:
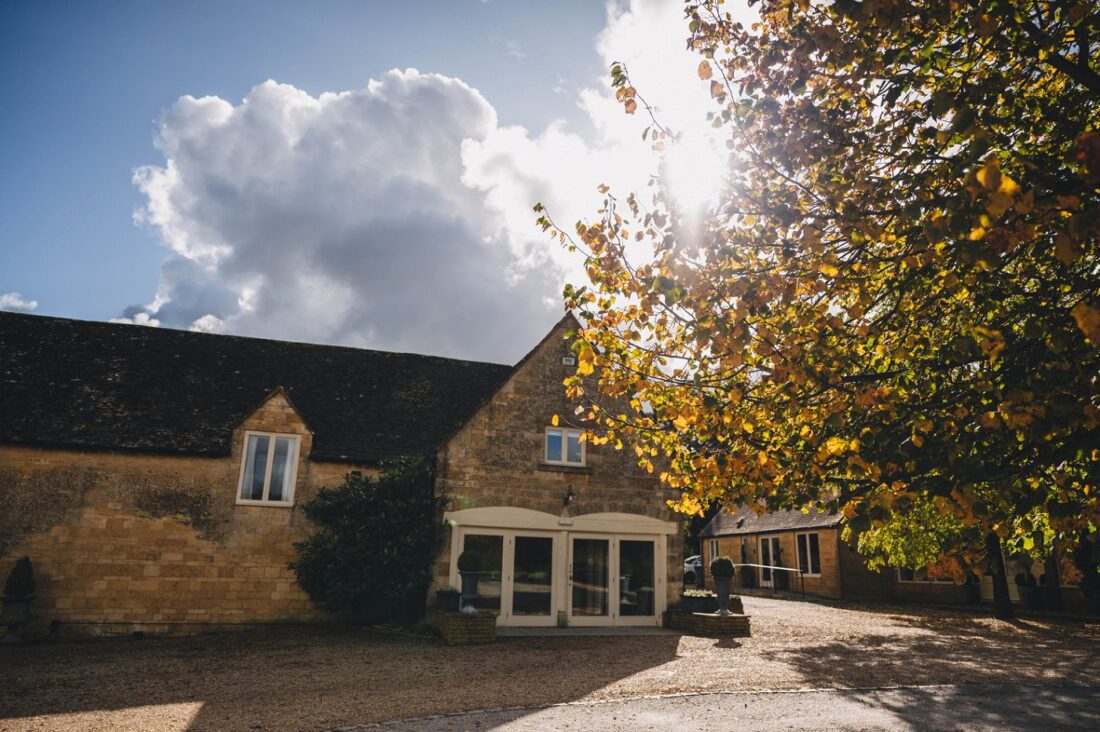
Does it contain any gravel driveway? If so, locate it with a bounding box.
[359,685,1100,731]
[1,596,1097,731]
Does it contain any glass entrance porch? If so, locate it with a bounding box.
[447,508,674,628]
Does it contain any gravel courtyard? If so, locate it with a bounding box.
[1,596,1097,731]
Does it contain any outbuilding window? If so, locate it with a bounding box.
[796,532,821,576]
[545,427,584,466]
[237,431,300,506]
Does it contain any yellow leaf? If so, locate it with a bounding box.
[911,434,925,448]
[998,174,1019,196]
[976,160,1001,191]
[820,263,839,277]
[697,60,713,80]
[742,420,754,433]
[1072,303,1100,344]
[973,326,1005,362]
[551,415,559,426]
[576,359,595,376]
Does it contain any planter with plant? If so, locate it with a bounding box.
[435,586,461,613]
[2,557,36,636]
[710,555,735,615]
[680,588,718,613]
[457,550,482,610]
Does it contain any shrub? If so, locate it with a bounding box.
[291,457,444,624]
[710,555,735,578]
[457,550,482,573]
[682,588,715,598]
[3,557,35,599]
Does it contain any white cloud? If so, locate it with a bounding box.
[128,1,748,361]
[131,70,561,361]
[0,292,38,312]
[505,40,525,60]
[109,311,161,327]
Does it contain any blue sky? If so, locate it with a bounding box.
[0,1,606,320]
[0,0,726,361]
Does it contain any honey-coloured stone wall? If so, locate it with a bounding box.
[436,317,682,607]
[0,391,373,635]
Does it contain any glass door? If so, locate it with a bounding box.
[570,537,610,624]
[461,533,504,612]
[458,530,558,626]
[619,539,656,618]
[511,535,555,624]
[760,536,781,588]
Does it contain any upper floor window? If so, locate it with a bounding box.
[796,532,821,576]
[237,431,300,506]
[545,427,584,466]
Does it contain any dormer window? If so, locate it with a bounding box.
[237,431,300,506]
[545,427,584,466]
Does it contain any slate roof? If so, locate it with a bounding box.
[700,505,842,538]
[0,312,517,463]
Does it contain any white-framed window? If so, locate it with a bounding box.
[237,431,300,506]
[709,538,720,563]
[544,426,584,466]
[897,567,953,583]
[796,532,821,576]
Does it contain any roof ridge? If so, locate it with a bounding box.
[0,311,511,369]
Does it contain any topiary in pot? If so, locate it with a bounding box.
[2,557,36,635]
[457,550,483,610]
[710,555,736,616]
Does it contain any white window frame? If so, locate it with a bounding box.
[796,532,822,577]
[236,430,300,507]
[544,426,586,466]
[708,538,720,564]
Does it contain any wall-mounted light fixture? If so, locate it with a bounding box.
[563,485,576,508]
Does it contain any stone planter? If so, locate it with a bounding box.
[427,609,496,645]
[459,571,481,609]
[665,609,751,637]
[680,594,718,613]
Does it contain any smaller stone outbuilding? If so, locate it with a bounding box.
[702,507,978,604]
[700,506,1089,609]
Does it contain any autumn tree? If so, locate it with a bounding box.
[542,0,1100,618]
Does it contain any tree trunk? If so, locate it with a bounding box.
[1044,547,1063,612]
[1072,536,1100,615]
[986,532,1015,621]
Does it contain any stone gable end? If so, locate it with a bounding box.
[434,316,681,606]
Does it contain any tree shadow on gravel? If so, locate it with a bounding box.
[0,625,684,731]
[840,685,1100,731]
[765,611,1100,690]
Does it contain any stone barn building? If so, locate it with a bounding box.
[0,311,679,635]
